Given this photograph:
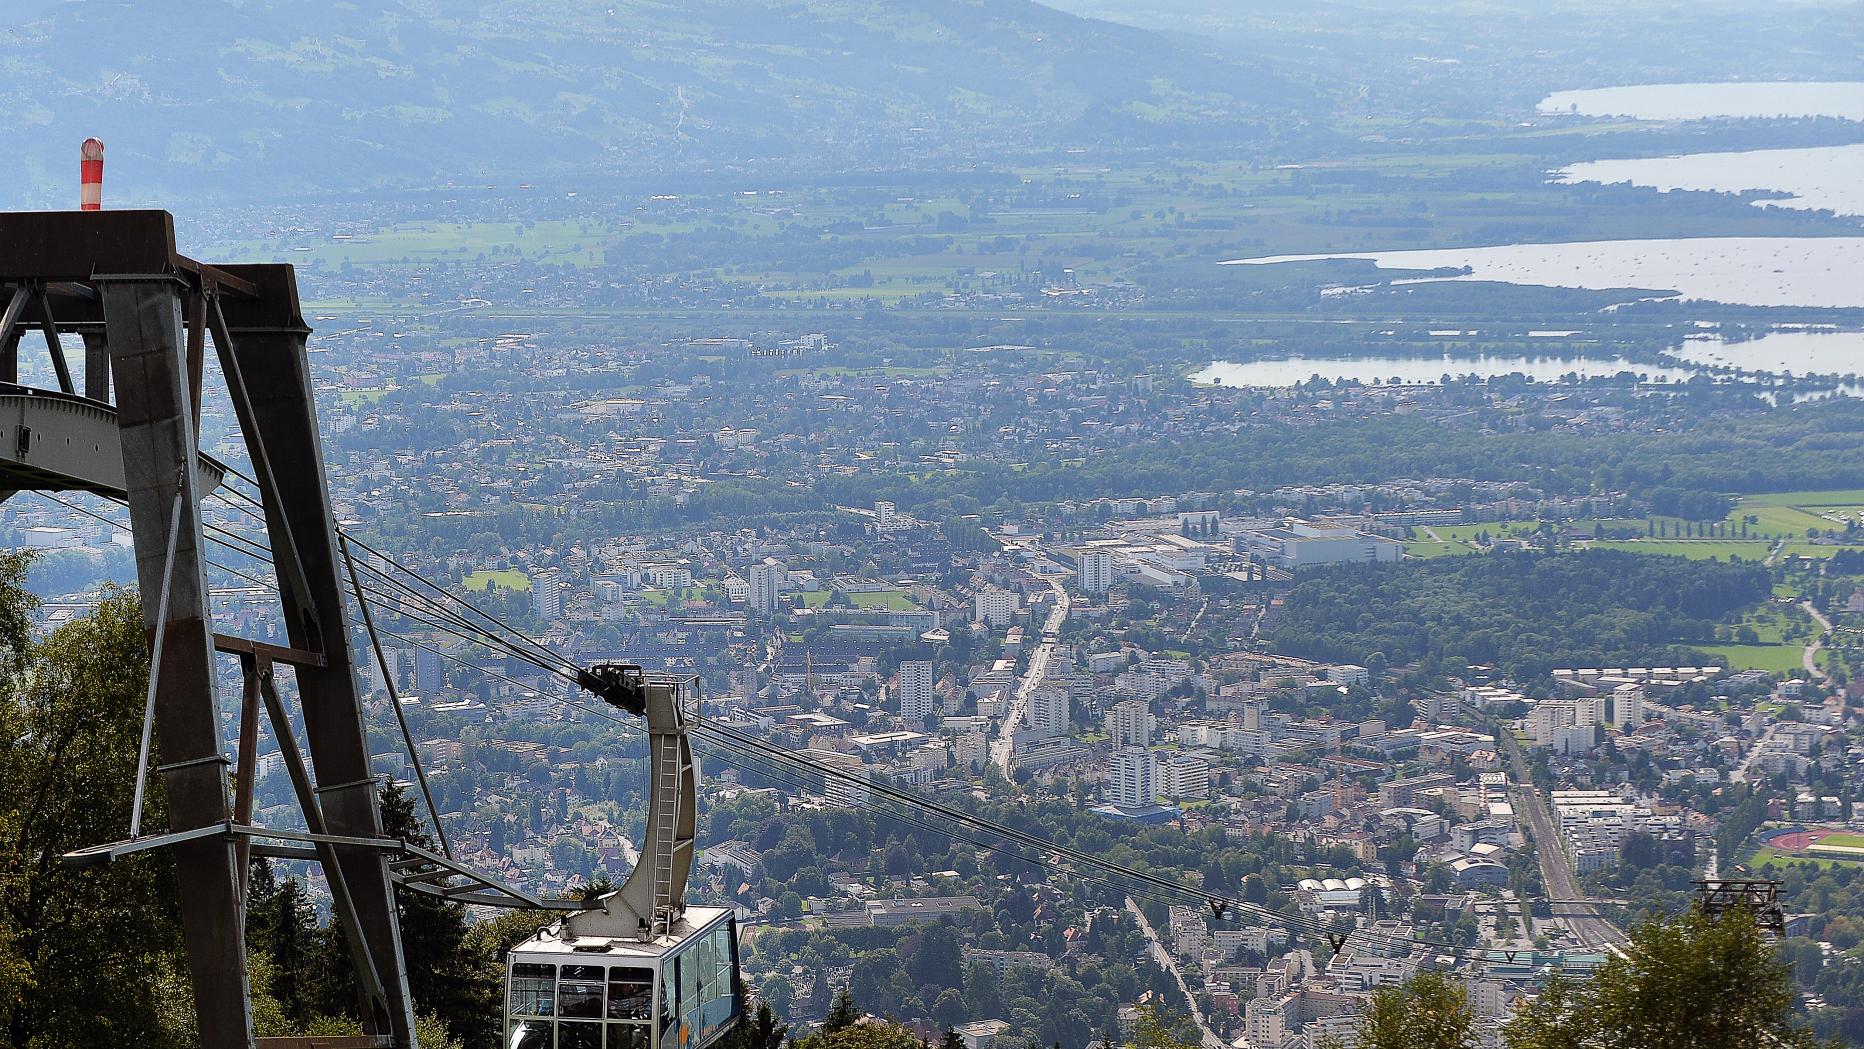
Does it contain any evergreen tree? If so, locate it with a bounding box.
[825,988,861,1032]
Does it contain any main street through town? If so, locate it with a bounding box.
[1125,897,1226,1049]
[992,573,1071,776]
[1497,730,1626,950]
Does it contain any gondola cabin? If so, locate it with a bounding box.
[505,670,741,1049]
[505,906,741,1049]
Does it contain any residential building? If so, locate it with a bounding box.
[975,586,1019,627]
[1107,747,1158,809]
[748,562,783,614]
[1077,549,1115,595]
[898,660,935,721]
[1106,699,1155,749]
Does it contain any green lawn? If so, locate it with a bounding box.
[463,569,531,592]
[1728,490,1864,540]
[1590,540,1773,562]
[1748,847,1859,872]
[849,590,918,611]
[1818,833,1864,849]
[1697,643,1805,674]
[1404,541,1474,558]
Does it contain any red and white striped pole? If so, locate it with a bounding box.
[80,137,104,211]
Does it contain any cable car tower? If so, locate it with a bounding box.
[3,171,742,1044]
[505,666,743,1049]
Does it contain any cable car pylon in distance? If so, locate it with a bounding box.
[506,668,743,1049]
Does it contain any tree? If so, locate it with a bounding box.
[246,860,319,1025]
[795,1017,923,1049]
[1131,1002,1201,1049]
[1502,909,1820,1049]
[311,784,501,1048]
[1335,970,1475,1049]
[932,987,969,1031]
[721,1000,789,1049]
[941,1029,967,1049]
[0,577,194,1048]
[825,988,861,1032]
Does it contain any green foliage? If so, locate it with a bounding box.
[1500,909,1820,1049]
[826,988,862,1032]
[1341,970,1475,1049]
[719,1000,788,1049]
[795,1017,927,1049]
[0,574,195,1048]
[1270,550,1770,680]
[1130,1001,1201,1049]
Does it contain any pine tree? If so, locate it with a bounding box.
[825,988,861,1032]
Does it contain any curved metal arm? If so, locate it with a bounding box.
[566,673,699,941]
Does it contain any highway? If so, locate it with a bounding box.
[1497,729,1626,949]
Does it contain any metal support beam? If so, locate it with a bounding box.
[220,264,418,1048]
[256,668,394,1028]
[0,285,28,384]
[98,273,253,1049]
[233,654,262,897]
[81,330,110,401]
[31,283,75,394]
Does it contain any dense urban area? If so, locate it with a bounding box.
[3,1,1864,1048]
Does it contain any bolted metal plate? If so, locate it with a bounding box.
[0,386,225,500]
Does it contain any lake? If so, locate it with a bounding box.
[1673,328,1864,376]
[1554,143,1864,217]
[1538,82,1864,121]
[1189,355,1699,388]
[1219,237,1864,308]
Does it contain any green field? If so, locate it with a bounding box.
[1404,541,1473,558]
[1817,833,1864,849]
[1748,847,1858,871]
[1728,490,1864,540]
[1590,540,1772,562]
[463,569,531,592]
[849,590,919,611]
[1698,643,1805,674]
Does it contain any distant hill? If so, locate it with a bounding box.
[0,0,1304,203]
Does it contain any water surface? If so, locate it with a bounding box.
[1190,355,1698,388]
[1538,82,1864,121]
[1555,144,1864,217]
[1220,238,1864,309]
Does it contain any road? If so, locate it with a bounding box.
[1497,730,1626,949]
[1732,722,1783,785]
[1124,897,1225,1049]
[1802,599,1833,681]
[990,573,1071,776]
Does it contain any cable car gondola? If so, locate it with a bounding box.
[506,667,742,1049]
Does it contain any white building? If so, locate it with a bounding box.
[1107,747,1158,809]
[897,660,935,721]
[747,562,783,614]
[975,586,1020,627]
[1157,752,1210,800]
[1077,549,1115,595]
[1240,519,1403,569]
[875,500,905,533]
[1610,683,1646,728]
[532,571,563,620]
[1105,699,1155,749]
[1026,687,1070,739]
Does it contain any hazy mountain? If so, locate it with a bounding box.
[0,0,1304,203]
